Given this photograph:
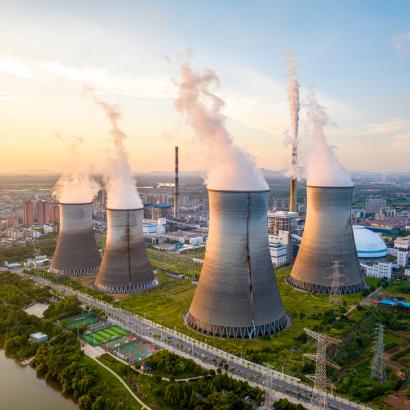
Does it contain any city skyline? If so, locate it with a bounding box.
[1,0,409,175]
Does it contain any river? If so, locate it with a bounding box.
[0,350,77,410]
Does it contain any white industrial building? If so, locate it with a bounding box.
[394,235,410,250]
[404,268,410,277]
[269,242,288,267]
[397,250,409,267]
[362,262,393,280]
[353,226,388,258]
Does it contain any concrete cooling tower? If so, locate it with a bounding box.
[95,208,157,294]
[186,190,288,338]
[50,203,101,276]
[288,186,365,294]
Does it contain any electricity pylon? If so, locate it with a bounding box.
[370,323,386,383]
[304,328,341,410]
[329,261,343,306]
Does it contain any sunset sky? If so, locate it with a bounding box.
[0,0,409,175]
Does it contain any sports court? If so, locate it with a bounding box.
[116,339,157,364]
[83,325,129,346]
[64,312,100,330]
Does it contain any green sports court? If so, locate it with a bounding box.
[64,312,100,330]
[83,325,129,346]
[116,340,157,364]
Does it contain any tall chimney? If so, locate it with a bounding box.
[289,138,297,212]
[174,146,180,218]
[185,189,288,338]
[50,203,101,276]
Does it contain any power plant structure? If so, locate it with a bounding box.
[185,189,288,338]
[174,146,180,219]
[288,185,365,294]
[50,202,101,276]
[95,208,157,294]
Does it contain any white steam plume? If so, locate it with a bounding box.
[302,90,353,187]
[53,135,100,203]
[175,62,268,191]
[287,50,300,178]
[85,86,142,209]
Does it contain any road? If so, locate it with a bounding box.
[17,271,373,410]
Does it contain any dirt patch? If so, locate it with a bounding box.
[383,392,410,410]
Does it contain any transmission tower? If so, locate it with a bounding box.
[303,328,341,410]
[371,323,386,383]
[329,261,343,306]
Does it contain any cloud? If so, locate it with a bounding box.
[0,55,170,99]
[394,30,410,54]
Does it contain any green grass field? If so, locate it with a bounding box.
[84,325,129,346]
[64,312,100,330]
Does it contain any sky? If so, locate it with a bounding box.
[0,0,409,175]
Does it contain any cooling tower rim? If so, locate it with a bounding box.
[207,188,270,193]
[59,201,93,205]
[306,185,354,189]
[106,207,143,211]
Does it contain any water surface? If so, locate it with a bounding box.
[0,350,78,410]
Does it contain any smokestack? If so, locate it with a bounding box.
[95,208,157,294]
[288,186,365,294]
[174,146,180,218]
[186,189,288,338]
[50,203,101,276]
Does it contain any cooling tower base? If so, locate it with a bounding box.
[185,311,289,339]
[286,276,365,295]
[49,266,99,277]
[95,279,158,295]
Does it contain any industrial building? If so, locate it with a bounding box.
[95,208,157,294]
[186,189,288,338]
[353,226,388,259]
[288,186,365,294]
[362,262,393,280]
[50,203,101,276]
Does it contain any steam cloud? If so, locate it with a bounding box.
[53,135,100,203]
[85,87,142,209]
[287,51,300,178]
[302,91,353,187]
[175,62,268,191]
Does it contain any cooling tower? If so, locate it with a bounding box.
[95,208,157,294]
[186,190,288,338]
[288,186,365,294]
[50,203,101,276]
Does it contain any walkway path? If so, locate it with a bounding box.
[91,355,152,410]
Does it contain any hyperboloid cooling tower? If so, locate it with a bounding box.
[186,189,288,338]
[95,208,157,294]
[50,203,101,276]
[288,186,365,294]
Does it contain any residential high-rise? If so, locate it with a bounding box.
[23,200,34,226]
